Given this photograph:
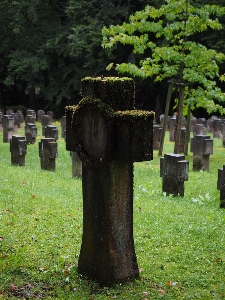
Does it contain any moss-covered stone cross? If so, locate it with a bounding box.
[66,77,154,285]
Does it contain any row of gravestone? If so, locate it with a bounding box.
[9,133,81,178]
[1,114,81,177]
[0,109,54,135]
[1,113,66,144]
[155,115,225,150]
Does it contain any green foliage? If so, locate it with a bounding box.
[102,0,225,114]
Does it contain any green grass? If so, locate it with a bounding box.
[0,122,225,299]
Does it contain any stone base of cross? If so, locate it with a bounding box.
[66,77,154,285]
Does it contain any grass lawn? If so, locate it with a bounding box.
[0,121,225,299]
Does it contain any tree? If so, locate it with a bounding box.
[102,0,225,153]
[0,0,152,115]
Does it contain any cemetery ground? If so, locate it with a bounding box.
[0,121,225,300]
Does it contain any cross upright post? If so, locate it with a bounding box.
[66,77,154,285]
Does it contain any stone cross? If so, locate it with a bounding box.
[44,125,58,141]
[190,135,213,171]
[217,165,225,208]
[25,123,37,144]
[10,135,27,166]
[160,153,189,196]
[39,138,57,171]
[66,77,154,285]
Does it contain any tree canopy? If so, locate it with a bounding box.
[102,0,225,115]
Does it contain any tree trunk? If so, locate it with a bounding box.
[174,84,185,154]
[158,83,173,156]
[184,103,191,156]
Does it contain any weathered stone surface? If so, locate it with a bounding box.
[66,77,154,285]
[25,123,37,144]
[44,125,58,141]
[211,118,221,138]
[193,124,207,136]
[10,135,27,166]
[160,153,189,196]
[41,115,52,136]
[25,115,35,125]
[37,110,45,122]
[153,125,162,150]
[169,116,176,142]
[39,138,57,171]
[190,135,213,171]
[26,109,36,119]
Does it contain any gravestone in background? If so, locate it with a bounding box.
[44,125,58,141]
[66,76,154,285]
[3,115,14,143]
[160,153,189,196]
[39,138,57,171]
[10,135,27,166]
[217,165,225,208]
[37,110,45,122]
[153,125,162,150]
[25,123,37,144]
[193,124,207,136]
[41,115,52,136]
[190,135,213,171]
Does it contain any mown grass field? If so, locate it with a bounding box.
[0,121,225,299]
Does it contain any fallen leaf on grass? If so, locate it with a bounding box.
[167,281,178,286]
[31,194,36,198]
[0,237,4,241]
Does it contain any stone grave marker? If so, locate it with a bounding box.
[37,110,45,122]
[61,116,66,139]
[190,135,213,171]
[217,165,225,208]
[66,76,154,285]
[25,123,37,144]
[41,115,52,136]
[153,125,162,150]
[3,115,14,142]
[39,138,57,171]
[10,135,27,166]
[160,153,189,196]
[26,109,36,119]
[16,111,24,127]
[44,125,58,141]
[175,127,186,153]
[169,116,176,142]
[47,111,53,119]
[211,118,221,138]
[193,124,207,136]
[11,113,19,132]
[6,109,14,114]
